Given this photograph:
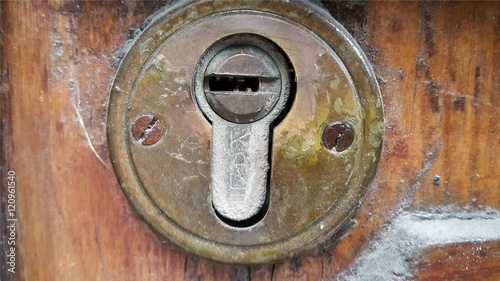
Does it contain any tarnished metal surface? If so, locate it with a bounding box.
[201,34,285,124]
[193,33,292,223]
[107,0,383,264]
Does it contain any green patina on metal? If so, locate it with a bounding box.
[107,0,383,264]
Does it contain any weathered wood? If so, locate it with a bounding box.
[326,1,500,277]
[414,241,500,281]
[1,1,498,280]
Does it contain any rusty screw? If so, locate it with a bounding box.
[132,114,165,145]
[322,123,354,152]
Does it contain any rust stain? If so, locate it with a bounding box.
[420,2,436,58]
[385,139,409,159]
[56,121,65,133]
[474,66,481,100]
[449,69,456,82]
[415,2,443,113]
[424,81,440,113]
[453,96,466,112]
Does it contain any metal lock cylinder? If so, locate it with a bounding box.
[194,34,292,223]
[108,0,383,264]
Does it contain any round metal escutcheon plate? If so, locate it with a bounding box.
[107,0,383,264]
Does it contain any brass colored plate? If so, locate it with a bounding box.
[107,0,383,264]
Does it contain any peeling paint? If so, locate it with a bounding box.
[337,208,500,281]
[334,98,343,114]
[368,121,383,147]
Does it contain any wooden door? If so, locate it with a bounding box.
[1,1,499,280]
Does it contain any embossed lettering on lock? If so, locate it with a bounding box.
[193,34,292,223]
[107,0,384,264]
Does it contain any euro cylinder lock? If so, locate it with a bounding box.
[107,0,383,264]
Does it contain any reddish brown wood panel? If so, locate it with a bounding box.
[1,1,499,281]
[415,241,500,281]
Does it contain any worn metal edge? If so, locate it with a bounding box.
[107,0,383,264]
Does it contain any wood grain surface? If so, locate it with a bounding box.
[1,1,499,280]
[414,241,500,281]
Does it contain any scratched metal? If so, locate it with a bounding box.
[107,0,383,264]
[193,34,291,222]
[202,35,284,124]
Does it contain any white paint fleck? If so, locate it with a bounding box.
[334,98,343,114]
[330,75,340,90]
[337,208,500,281]
[169,153,192,164]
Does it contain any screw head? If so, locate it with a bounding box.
[107,0,383,265]
[132,114,165,145]
[322,123,354,152]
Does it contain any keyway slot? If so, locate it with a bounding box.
[193,34,294,226]
[208,75,260,92]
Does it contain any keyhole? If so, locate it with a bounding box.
[208,75,260,92]
[194,34,295,227]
